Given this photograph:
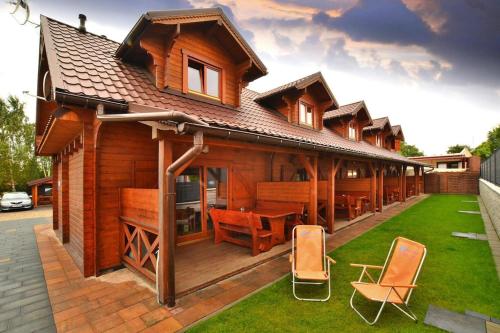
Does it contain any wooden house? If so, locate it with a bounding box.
[27,177,52,207]
[35,8,426,306]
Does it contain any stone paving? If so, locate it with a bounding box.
[32,195,428,332]
[0,209,56,333]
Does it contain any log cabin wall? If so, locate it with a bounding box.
[96,122,158,273]
[67,148,84,272]
[166,26,239,107]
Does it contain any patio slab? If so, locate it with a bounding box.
[424,305,486,333]
[35,195,429,332]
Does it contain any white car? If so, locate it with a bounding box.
[0,192,33,211]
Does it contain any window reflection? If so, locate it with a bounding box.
[176,167,202,236]
[207,167,227,230]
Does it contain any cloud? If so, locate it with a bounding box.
[313,0,433,46]
[325,38,359,71]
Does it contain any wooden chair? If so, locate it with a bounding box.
[290,225,336,301]
[209,208,272,256]
[350,237,427,325]
[348,195,362,219]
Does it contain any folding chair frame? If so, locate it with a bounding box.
[291,226,335,302]
[349,237,427,325]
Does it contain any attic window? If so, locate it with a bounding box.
[299,102,313,127]
[187,58,221,99]
[376,134,382,147]
[348,121,357,140]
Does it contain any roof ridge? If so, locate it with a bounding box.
[42,15,122,45]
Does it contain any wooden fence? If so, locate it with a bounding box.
[424,172,479,194]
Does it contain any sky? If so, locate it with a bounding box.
[0,0,499,155]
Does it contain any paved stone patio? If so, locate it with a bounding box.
[0,208,55,333]
[33,195,428,332]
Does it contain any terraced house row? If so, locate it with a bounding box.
[34,8,426,306]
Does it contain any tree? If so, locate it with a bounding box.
[447,144,471,154]
[400,142,424,157]
[473,124,500,159]
[0,96,50,193]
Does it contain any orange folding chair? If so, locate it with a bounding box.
[290,225,336,301]
[349,237,427,325]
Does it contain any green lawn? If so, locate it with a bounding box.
[189,195,500,332]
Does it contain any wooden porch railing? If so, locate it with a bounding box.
[119,188,159,280]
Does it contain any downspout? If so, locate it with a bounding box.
[161,131,204,307]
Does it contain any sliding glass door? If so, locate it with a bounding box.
[175,165,228,244]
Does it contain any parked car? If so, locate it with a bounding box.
[0,192,33,211]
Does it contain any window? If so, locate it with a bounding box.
[376,134,382,147]
[187,58,221,99]
[347,169,358,178]
[176,167,202,236]
[299,102,313,127]
[437,162,447,169]
[348,121,357,140]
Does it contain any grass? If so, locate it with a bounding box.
[189,195,500,332]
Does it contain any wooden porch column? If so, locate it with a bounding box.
[158,138,174,306]
[421,166,425,194]
[368,162,377,213]
[52,156,59,230]
[82,120,96,277]
[60,153,70,243]
[377,163,384,212]
[298,154,318,225]
[310,156,318,225]
[326,159,342,234]
[414,166,419,195]
[401,165,407,202]
[32,185,38,208]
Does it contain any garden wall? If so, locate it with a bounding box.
[424,172,479,194]
[479,179,500,237]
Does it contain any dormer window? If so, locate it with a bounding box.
[348,121,357,140]
[299,101,313,127]
[376,134,382,147]
[186,56,221,100]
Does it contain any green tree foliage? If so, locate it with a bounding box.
[0,96,50,193]
[473,125,500,159]
[400,142,424,157]
[447,144,471,154]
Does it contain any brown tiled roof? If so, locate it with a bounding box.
[254,72,338,108]
[323,101,372,124]
[363,117,390,132]
[391,125,405,140]
[27,177,52,187]
[39,15,424,166]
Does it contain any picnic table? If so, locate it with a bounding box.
[252,209,296,246]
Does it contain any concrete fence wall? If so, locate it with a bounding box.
[479,179,500,236]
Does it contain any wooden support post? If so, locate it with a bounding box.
[60,153,70,243]
[310,156,318,225]
[414,166,419,195]
[52,156,59,230]
[158,138,173,305]
[326,159,343,234]
[32,185,38,208]
[402,165,407,202]
[368,162,377,212]
[377,163,384,212]
[421,166,425,193]
[82,120,95,277]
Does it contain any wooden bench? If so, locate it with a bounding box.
[209,208,272,256]
[256,200,304,240]
[336,191,370,219]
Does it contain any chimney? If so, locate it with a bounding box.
[78,14,87,33]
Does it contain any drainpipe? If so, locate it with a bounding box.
[160,131,204,307]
